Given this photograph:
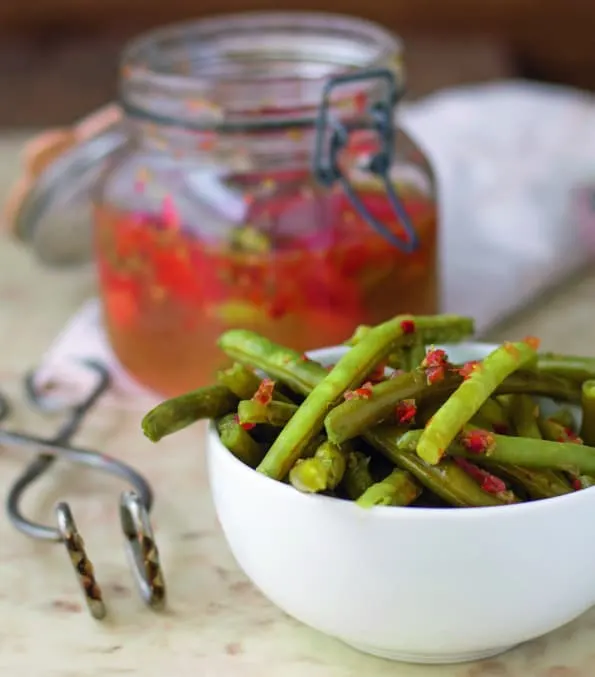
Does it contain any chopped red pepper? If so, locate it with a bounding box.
[395,399,417,424]
[454,458,507,495]
[459,429,496,455]
[400,319,416,335]
[572,477,583,491]
[421,347,450,384]
[344,381,374,401]
[233,414,256,431]
[555,425,583,444]
[457,360,481,380]
[252,378,275,406]
[422,347,448,368]
[94,177,438,395]
[424,367,442,385]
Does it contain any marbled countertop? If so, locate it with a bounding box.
[1,134,595,677]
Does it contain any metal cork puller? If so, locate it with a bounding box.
[0,359,166,619]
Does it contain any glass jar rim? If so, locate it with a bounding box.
[120,11,404,131]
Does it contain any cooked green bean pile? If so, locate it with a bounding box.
[141,313,595,509]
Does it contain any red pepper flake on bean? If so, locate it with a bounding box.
[252,378,275,406]
[557,427,583,444]
[233,414,256,431]
[344,382,374,401]
[459,429,496,455]
[454,458,507,495]
[395,399,417,424]
[457,360,481,380]
[422,347,450,384]
[400,319,416,335]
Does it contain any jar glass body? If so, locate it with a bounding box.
[93,14,438,396]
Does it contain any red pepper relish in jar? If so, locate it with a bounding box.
[93,13,438,396]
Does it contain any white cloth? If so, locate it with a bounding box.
[399,79,595,330]
[32,299,160,410]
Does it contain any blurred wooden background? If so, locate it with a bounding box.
[1,0,593,126]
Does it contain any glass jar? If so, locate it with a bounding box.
[9,13,438,397]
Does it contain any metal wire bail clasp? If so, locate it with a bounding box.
[2,359,166,619]
[313,67,419,253]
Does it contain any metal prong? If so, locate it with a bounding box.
[119,491,166,610]
[55,502,106,620]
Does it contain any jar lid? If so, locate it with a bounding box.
[4,105,127,266]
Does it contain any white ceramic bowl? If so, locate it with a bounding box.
[206,343,595,664]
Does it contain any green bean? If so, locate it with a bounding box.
[345,330,407,371]
[219,329,517,506]
[366,426,508,506]
[481,462,572,500]
[356,470,421,508]
[289,441,347,493]
[580,380,595,446]
[499,371,580,402]
[402,343,427,371]
[341,451,375,499]
[325,370,459,445]
[457,435,595,475]
[217,362,294,403]
[218,329,326,396]
[468,397,569,498]
[417,341,538,465]
[142,384,238,442]
[345,316,475,348]
[217,363,262,399]
[345,325,370,346]
[496,394,513,415]
[537,353,595,383]
[538,417,574,442]
[477,398,509,431]
[217,414,265,467]
[325,369,578,446]
[537,415,590,488]
[220,328,577,408]
[257,315,473,480]
[470,412,496,430]
[399,428,595,476]
[510,395,541,439]
[346,317,474,370]
[237,400,298,427]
